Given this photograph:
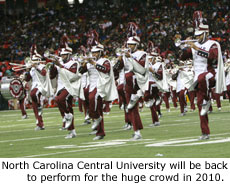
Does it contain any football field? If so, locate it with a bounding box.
[0,101,230,158]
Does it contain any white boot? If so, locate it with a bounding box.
[200,100,211,116]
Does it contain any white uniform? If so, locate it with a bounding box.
[123,50,149,92]
[96,58,118,101]
[55,59,83,99]
[87,63,99,92]
[30,64,46,92]
[192,40,217,82]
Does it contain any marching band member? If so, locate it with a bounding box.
[165,61,178,110]
[178,11,226,140]
[49,36,82,139]
[81,72,91,124]
[24,45,47,130]
[113,49,133,130]
[117,22,149,140]
[79,31,118,140]
[172,61,188,116]
[144,45,161,126]
[78,46,91,124]
[19,73,29,119]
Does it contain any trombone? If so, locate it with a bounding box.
[10,57,46,71]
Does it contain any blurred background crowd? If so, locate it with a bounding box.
[0,0,230,79]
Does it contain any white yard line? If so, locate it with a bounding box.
[20,132,230,158]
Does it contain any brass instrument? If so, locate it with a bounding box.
[115,47,130,57]
[72,53,96,65]
[10,57,46,71]
[44,50,61,61]
[174,38,198,47]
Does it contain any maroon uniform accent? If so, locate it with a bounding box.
[82,86,90,117]
[19,91,27,116]
[163,92,170,109]
[211,88,221,108]
[177,89,187,113]
[55,89,74,130]
[30,88,44,127]
[103,101,111,113]
[144,81,159,123]
[88,88,105,136]
[226,85,230,101]
[188,90,196,110]
[78,98,83,113]
[96,61,110,74]
[138,54,146,67]
[171,87,178,108]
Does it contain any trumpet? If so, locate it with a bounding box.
[72,53,96,64]
[44,50,60,61]
[115,47,130,56]
[174,39,198,47]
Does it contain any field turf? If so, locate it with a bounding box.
[0,101,230,158]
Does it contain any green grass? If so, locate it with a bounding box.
[0,101,230,158]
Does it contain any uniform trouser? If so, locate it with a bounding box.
[19,92,27,116]
[117,84,125,109]
[125,72,143,131]
[82,86,90,117]
[78,98,83,113]
[163,92,170,109]
[196,72,215,135]
[171,89,178,108]
[177,89,187,113]
[89,88,105,136]
[103,101,111,113]
[55,89,74,131]
[226,85,230,100]
[188,90,196,110]
[211,88,221,108]
[30,88,43,127]
[144,82,159,123]
[117,84,131,124]
[156,92,162,112]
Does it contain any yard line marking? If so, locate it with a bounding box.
[20,139,157,158]
[20,133,230,158]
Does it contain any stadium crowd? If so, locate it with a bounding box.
[0,0,230,79]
